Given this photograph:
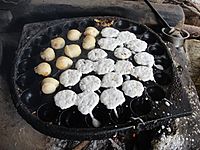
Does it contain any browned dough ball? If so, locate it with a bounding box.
[84,27,99,37]
[56,56,73,70]
[64,44,81,58]
[42,77,59,87]
[34,62,51,76]
[51,37,65,50]
[40,47,55,61]
[41,77,59,94]
[42,83,57,94]
[67,29,82,41]
[82,35,96,50]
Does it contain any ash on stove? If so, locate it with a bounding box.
[48,121,176,150]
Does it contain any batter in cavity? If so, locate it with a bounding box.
[122,80,144,98]
[94,58,115,75]
[79,75,101,91]
[131,66,154,82]
[115,60,134,75]
[77,91,101,127]
[54,90,77,109]
[100,88,125,117]
[101,72,123,88]
[75,59,94,74]
[114,47,132,60]
[101,27,119,38]
[117,31,136,43]
[126,39,148,53]
[134,52,154,67]
[87,48,108,61]
[59,69,82,87]
[98,38,121,51]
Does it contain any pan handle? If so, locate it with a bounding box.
[144,0,171,30]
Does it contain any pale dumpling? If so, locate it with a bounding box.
[40,47,55,61]
[64,44,81,58]
[82,35,96,50]
[41,77,59,94]
[42,83,57,94]
[34,62,51,76]
[51,37,65,50]
[42,77,59,87]
[56,56,73,70]
[84,27,99,37]
[67,29,82,41]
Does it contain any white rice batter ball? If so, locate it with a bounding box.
[54,90,77,109]
[77,91,99,115]
[87,48,107,61]
[79,75,101,91]
[100,88,125,109]
[117,31,136,43]
[114,47,132,59]
[101,27,119,38]
[98,38,121,51]
[75,59,94,74]
[122,80,144,98]
[59,69,82,87]
[94,58,115,75]
[114,60,134,75]
[101,72,123,88]
[134,52,154,67]
[131,66,154,81]
[126,39,147,53]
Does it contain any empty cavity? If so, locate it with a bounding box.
[114,20,130,29]
[130,25,146,35]
[154,72,171,85]
[141,32,157,44]
[147,86,166,101]
[47,26,62,38]
[37,103,59,122]
[130,98,152,116]
[148,43,165,56]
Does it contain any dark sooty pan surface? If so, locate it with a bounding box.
[10,16,192,140]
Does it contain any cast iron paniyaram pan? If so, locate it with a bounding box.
[10,16,192,140]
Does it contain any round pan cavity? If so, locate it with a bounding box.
[148,43,165,56]
[113,19,131,29]
[47,26,63,38]
[86,103,112,127]
[129,24,146,35]
[154,72,172,85]
[10,16,175,140]
[37,103,59,122]
[141,31,157,44]
[59,107,89,128]
[130,98,152,116]
[21,89,41,108]
[146,86,166,101]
